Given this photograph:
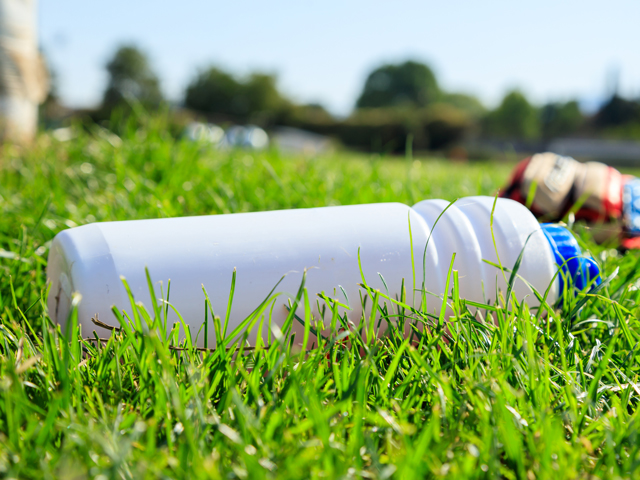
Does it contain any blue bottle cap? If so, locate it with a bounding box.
[540,224,601,293]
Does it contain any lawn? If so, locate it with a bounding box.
[2,114,640,479]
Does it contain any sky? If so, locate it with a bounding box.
[40,0,640,116]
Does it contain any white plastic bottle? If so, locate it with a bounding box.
[46,196,599,345]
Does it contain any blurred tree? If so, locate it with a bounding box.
[184,67,241,115]
[594,95,640,127]
[285,103,334,125]
[102,45,163,111]
[244,73,289,113]
[539,100,584,138]
[39,60,68,128]
[0,0,49,143]
[483,90,540,140]
[356,61,440,108]
[439,92,486,119]
[184,67,289,121]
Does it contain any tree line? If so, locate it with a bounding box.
[49,44,640,153]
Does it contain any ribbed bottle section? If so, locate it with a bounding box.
[412,196,560,311]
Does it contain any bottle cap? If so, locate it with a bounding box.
[540,224,601,293]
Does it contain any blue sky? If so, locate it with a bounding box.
[40,0,640,115]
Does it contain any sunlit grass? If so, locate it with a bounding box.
[2,114,640,478]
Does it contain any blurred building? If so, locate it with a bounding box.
[466,138,640,167]
[548,138,640,167]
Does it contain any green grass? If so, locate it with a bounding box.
[3,114,640,478]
